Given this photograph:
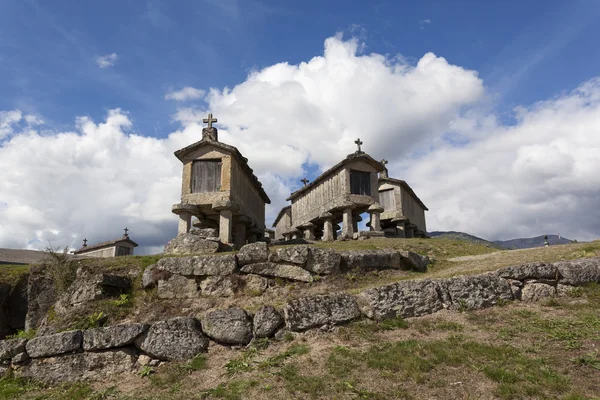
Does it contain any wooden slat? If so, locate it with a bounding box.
[192,160,222,193]
[380,189,395,211]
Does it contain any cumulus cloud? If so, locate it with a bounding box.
[1,34,598,254]
[165,87,206,101]
[96,53,118,68]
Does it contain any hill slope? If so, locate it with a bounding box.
[494,234,574,249]
[428,231,505,249]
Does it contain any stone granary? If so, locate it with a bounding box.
[276,139,387,241]
[378,172,428,238]
[73,228,138,258]
[171,113,271,247]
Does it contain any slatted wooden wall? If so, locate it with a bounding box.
[192,160,222,193]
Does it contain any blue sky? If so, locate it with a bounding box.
[1,0,600,252]
[2,0,599,136]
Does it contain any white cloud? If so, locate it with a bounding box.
[0,110,23,138]
[96,53,118,68]
[419,19,431,29]
[1,34,598,255]
[165,87,205,101]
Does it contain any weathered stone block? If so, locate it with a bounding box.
[240,262,313,282]
[157,257,194,276]
[83,323,149,351]
[284,294,361,331]
[340,249,402,270]
[398,251,431,272]
[57,270,130,310]
[134,317,208,361]
[201,307,253,345]
[21,348,137,383]
[192,254,237,276]
[357,279,443,320]
[438,274,513,310]
[200,275,241,297]
[11,351,29,364]
[496,262,558,281]
[157,274,199,299]
[142,264,158,289]
[305,248,341,275]
[241,274,268,294]
[520,282,556,302]
[0,338,27,360]
[164,233,220,255]
[253,305,284,338]
[237,242,269,266]
[25,271,56,331]
[26,330,83,358]
[269,245,309,265]
[556,258,600,286]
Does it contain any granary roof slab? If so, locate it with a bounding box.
[174,138,271,204]
[73,237,139,254]
[286,151,385,201]
[272,205,292,227]
[379,177,429,211]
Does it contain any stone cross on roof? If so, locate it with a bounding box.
[354,138,363,152]
[380,159,389,178]
[124,227,129,238]
[301,178,309,186]
[203,113,218,129]
[381,159,388,166]
[83,238,88,247]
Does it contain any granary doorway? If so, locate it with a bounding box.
[379,188,395,211]
[350,170,371,196]
[192,160,222,193]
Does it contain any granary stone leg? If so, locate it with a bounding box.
[392,217,407,238]
[219,209,233,244]
[405,225,415,238]
[234,223,246,249]
[368,203,384,232]
[178,212,192,235]
[301,222,316,240]
[342,208,354,236]
[320,212,334,242]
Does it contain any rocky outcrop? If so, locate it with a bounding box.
[22,348,137,383]
[253,305,284,338]
[83,323,149,351]
[134,317,208,361]
[240,262,313,282]
[55,269,130,312]
[157,274,199,299]
[556,258,600,286]
[201,307,253,345]
[496,262,558,281]
[305,248,341,275]
[357,279,443,320]
[237,242,269,266]
[399,251,431,272]
[26,330,83,358]
[163,232,220,255]
[284,294,361,331]
[141,264,158,289]
[25,269,56,331]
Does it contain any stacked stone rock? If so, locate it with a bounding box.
[3,255,600,383]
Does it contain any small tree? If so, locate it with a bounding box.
[43,245,78,295]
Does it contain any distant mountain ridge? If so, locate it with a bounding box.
[493,235,574,249]
[429,231,575,250]
[428,231,505,249]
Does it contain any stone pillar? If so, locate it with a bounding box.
[405,225,415,238]
[321,212,334,242]
[391,217,407,238]
[172,204,198,235]
[219,209,233,244]
[234,223,246,249]
[301,222,315,240]
[342,208,354,237]
[368,203,384,232]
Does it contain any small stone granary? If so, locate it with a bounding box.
[274,139,427,241]
[378,160,428,238]
[171,114,271,247]
[73,228,138,258]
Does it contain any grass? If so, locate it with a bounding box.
[0,264,30,285]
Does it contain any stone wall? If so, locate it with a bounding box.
[4,256,599,383]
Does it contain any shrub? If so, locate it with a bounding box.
[43,245,78,295]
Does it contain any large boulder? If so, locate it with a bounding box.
[269,245,309,265]
[83,323,149,351]
[201,307,253,345]
[284,294,361,331]
[26,330,83,358]
[496,262,558,281]
[156,257,194,275]
[22,348,137,383]
[237,242,269,266]
[253,305,284,338]
[556,258,600,286]
[357,279,443,320]
[438,273,514,310]
[199,275,243,297]
[240,262,313,282]
[520,282,556,302]
[340,250,402,270]
[134,317,208,361]
[0,338,27,360]
[141,264,158,289]
[398,251,431,272]
[56,269,130,311]
[157,274,199,299]
[164,233,220,255]
[305,248,341,275]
